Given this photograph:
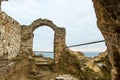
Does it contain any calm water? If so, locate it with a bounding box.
[34,51,100,58]
[84,52,100,57]
[34,51,54,58]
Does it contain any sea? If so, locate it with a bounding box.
[33,51,100,59]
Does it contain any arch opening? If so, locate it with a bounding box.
[33,26,54,59]
[21,19,66,68]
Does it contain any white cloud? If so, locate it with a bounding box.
[2,0,106,52]
[69,42,106,52]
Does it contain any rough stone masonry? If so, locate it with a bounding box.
[0,11,66,68]
[93,0,120,80]
[0,11,21,59]
[21,18,66,68]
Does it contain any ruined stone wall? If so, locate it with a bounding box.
[0,11,66,67]
[0,11,21,59]
[54,27,66,68]
[21,19,66,68]
[93,0,120,80]
[20,25,33,57]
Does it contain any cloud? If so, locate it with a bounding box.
[69,42,106,52]
[2,0,106,52]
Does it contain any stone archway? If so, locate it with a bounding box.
[21,19,66,67]
[32,26,54,58]
[93,0,120,80]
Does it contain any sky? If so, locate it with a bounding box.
[2,0,106,53]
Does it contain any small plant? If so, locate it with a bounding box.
[37,54,44,57]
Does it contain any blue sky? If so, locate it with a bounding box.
[2,0,106,53]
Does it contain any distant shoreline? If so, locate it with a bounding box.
[33,51,100,58]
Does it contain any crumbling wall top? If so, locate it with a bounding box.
[29,18,59,32]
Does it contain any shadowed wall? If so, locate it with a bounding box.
[93,0,120,80]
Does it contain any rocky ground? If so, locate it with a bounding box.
[0,49,112,80]
[59,49,112,80]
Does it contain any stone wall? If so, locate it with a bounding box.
[93,0,120,80]
[0,11,21,59]
[0,11,66,67]
[21,19,66,67]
